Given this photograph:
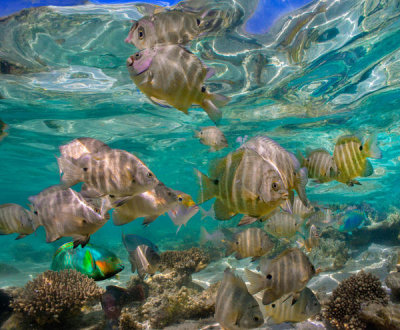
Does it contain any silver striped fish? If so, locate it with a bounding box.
[215,268,264,330]
[112,182,178,226]
[264,212,303,239]
[246,248,316,305]
[292,196,315,220]
[333,135,381,186]
[230,227,274,260]
[263,287,320,324]
[125,11,203,50]
[194,126,228,152]
[196,148,289,223]
[240,136,309,219]
[127,44,230,124]
[127,244,161,279]
[58,137,111,175]
[0,203,36,239]
[29,185,111,247]
[58,148,158,198]
[298,148,337,183]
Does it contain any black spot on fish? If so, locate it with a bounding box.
[254,316,260,321]
[196,18,201,26]
[83,168,88,172]
[266,274,272,280]
[109,194,115,198]
[213,179,219,185]
[34,211,38,215]
[132,178,136,183]
[359,145,363,151]
[147,172,153,177]
[201,86,206,93]
[271,304,275,308]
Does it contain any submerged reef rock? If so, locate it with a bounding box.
[385,271,400,302]
[323,270,388,329]
[0,289,12,326]
[122,272,219,329]
[10,270,104,326]
[359,302,400,330]
[159,247,210,276]
[308,238,349,271]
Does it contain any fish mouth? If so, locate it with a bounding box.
[127,56,134,67]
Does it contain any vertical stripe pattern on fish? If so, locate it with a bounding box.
[230,227,274,259]
[0,203,35,238]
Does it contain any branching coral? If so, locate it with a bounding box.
[11,270,104,325]
[323,270,388,329]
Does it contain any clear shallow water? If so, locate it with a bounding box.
[0,0,400,322]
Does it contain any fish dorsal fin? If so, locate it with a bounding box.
[209,149,251,178]
[336,135,361,146]
[83,249,96,272]
[224,268,248,292]
[53,242,74,258]
[308,148,331,156]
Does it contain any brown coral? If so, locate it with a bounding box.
[323,270,388,329]
[159,247,210,275]
[11,270,104,326]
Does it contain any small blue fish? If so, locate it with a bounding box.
[338,211,366,234]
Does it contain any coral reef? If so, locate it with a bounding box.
[359,302,400,329]
[10,270,104,326]
[0,289,12,326]
[308,237,349,271]
[385,271,400,302]
[323,270,388,329]
[159,247,210,276]
[122,272,219,329]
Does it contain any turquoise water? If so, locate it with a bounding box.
[1,0,400,327]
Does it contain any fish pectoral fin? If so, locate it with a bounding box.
[142,215,158,226]
[242,187,259,201]
[73,235,90,248]
[361,159,374,177]
[149,96,172,108]
[45,230,61,243]
[238,215,259,226]
[213,199,235,220]
[291,292,301,305]
[262,290,280,305]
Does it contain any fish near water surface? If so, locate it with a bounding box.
[58,148,158,198]
[0,120,8,142]
[196,148,289,224]
[240,136,309,223]
[126,44,230,124]
[262,287,321,324]
[112,182,179,226]
[194,126,228,151]
[51,242,124,281]
[0,203,36,239]
[333,135,381,186]
[229,227,274,260]
[246,248,316,305]
[215,268,264,330]
[297,148,337,183]
[29,185,111,247]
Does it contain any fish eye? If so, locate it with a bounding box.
[253,316,260,321]
[359,145,363,151]
[34,211,38,215]
[167,191,172,196]
[178,197,183,202]
[196,18,201,26]
[271,182,279,191]
[83,168,88,172]
[134,52,141,60]
[201,86,206,93]
[266,274,272,280]
[109,194,115,198]
[138,26,145,40]
[147,172,153,178]
[235,241,239,245]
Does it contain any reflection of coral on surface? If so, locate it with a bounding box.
[323,270,388,329]
[11,270,104,325]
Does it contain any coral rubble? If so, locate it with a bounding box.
[308,237,349,271]
[159,247,210,275]
[323,270,388,329]
[359,302,400,329]
[10,270,104,326]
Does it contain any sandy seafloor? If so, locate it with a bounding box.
[1,242,397,329]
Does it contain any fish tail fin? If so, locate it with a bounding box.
[194,169,218,204]
[57,156,81,187]
[199,206,215,220]
[245,269,266,294]
[364,135,382,159]
[296,149,306,167]
[295,167,309,207]
[202,93,230,124]
[199,226,211,244]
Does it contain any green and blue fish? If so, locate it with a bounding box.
[337,210,366,234]
[51,242,124,281]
